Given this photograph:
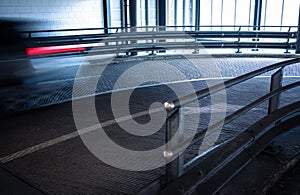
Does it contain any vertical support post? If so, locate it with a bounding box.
[253,0,262,31]
[174,0,178,26]
[296,6,300,54]
[124,0,129,55]
[145,0,149,26]
[166,108,185,182]
[129,0,137,55]
[236,26,242,53]
[195,0,200,31]
[124,0,128,28]
[120,0,125,30]
[221,0,224,28]
[248,0,252,31]
[157,0,166,26]
[190,0,194,28]
[129,0,137,27]
[103,0,111,34]
[268,68,283,114]
[183,0,186,28]
[285,27,291,54]
[280,0,285,30]
[252,0,262,51]
[263,0,268,30]
[234,0,237,30]
[156,0,166,53]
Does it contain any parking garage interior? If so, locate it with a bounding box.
[0,0,300,194]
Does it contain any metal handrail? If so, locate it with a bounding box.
[22,25,298,35]
[167,81,300,158]
[164,58,300,110]
[163,58,300,183]
[23,25,298,57]
[27,31,296,42]
[162,102,300,194]
[25,32,297,58]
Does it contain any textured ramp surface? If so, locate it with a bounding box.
[1,57,299,115]
[0,57,299,193]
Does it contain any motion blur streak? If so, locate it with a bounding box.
[26,45,85,55]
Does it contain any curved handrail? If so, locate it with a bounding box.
[161,57,300,188]
[162,101,300,194]
[167,81,300,157]
[164,58,300,110]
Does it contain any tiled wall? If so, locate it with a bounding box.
[0,0,103,31]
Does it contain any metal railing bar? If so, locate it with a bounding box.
[164,58,300,110]
[166,81,300,158]
[25,30,297,39]
[26,33,296,47]
[161,101,300,194]
[80,42,295,56]
[21,25,298,34]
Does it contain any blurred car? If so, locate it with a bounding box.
[0,19,34,85]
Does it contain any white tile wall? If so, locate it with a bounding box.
[0,0,103,32]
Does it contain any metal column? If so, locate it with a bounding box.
[252,0,262,51]
[129,0,137,27]
[120,0,125,29]
[128,0,137,55]
[174,0,178,26]
[103,0,111,34]
[296,6,300,54]
[157,0,166,26]
[145,0,149,26]
[253,0,262,30]
[195,0,200,31]
[124,0,129,28]
[183,0,186,27]
[156,0,166,53]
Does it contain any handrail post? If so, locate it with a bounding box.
[285,27,291,53]
[236,26,242,53]
[165,107,184,183]
[268,68,284,114]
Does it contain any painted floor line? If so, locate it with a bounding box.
[0,102,232,164]
[0,107,164,164]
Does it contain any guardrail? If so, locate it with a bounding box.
[158,58,300,194]
[22,25,298,57]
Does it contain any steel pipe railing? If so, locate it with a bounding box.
[164,58,300,110]
[22,25,298,57]
[163,58,300,183]
[162,102,300,194]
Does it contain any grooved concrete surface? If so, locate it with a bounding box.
[1,56,299,115]
[0,56,299,194]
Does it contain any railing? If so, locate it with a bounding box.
[159,58,300,194]
[22,25,299,57]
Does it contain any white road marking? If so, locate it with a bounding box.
[0,102,257,164]
[0,107,164,164]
